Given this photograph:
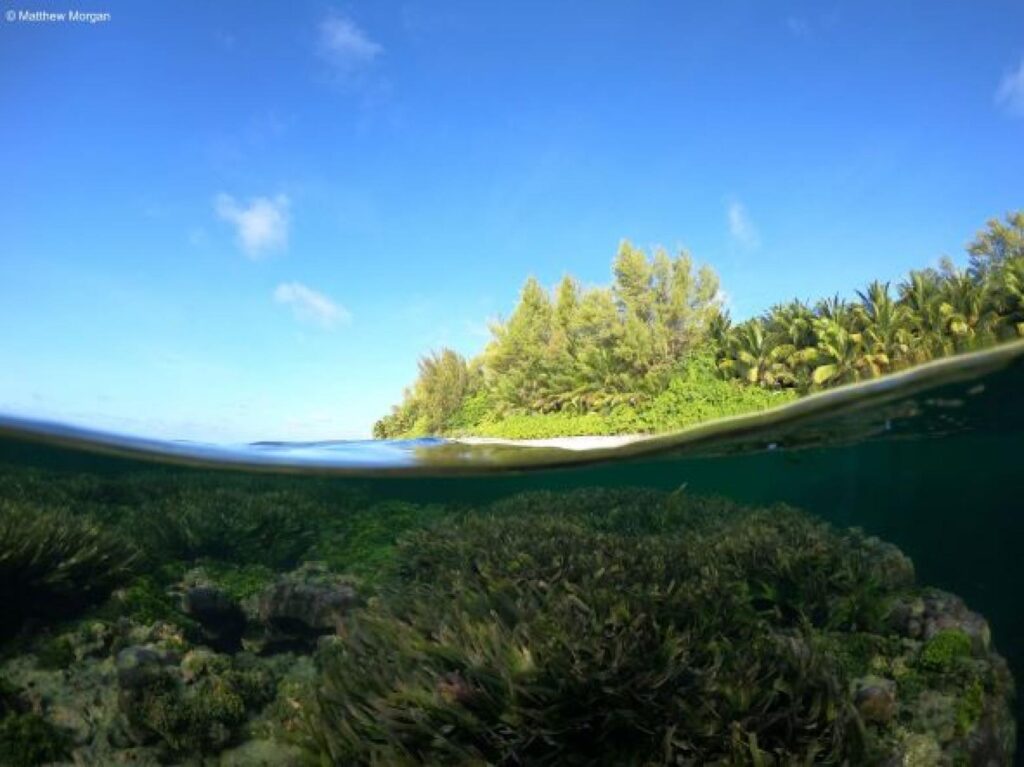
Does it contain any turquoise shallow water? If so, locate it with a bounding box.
[1,342,1022,764]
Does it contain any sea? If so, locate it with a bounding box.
[0,341,1021,765]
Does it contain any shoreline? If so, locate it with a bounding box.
[453,434,649,451]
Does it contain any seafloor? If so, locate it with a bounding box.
[0,465,1016,766]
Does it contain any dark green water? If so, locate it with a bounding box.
[1,343,1022,765]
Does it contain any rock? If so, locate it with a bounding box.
[179,648,223,684]
[901,733,942,766]
[886,596,925,639]
[219,738,304,766]
[257,563,359,649]
[76,622,115,659]
[182,586,246,653]
[921,591,991,654]
[115,645,181,746]
[865,537,915,589]
[853,676,897,725]
[115,645,172,692]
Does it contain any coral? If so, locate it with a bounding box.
[919,629,973,672]
[257,563,360,651]
[118,643,276,756]
[0,712,72,767]
[182,585,246,653]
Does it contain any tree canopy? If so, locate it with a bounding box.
[374,212,1024,439]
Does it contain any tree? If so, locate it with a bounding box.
[988,256,1024,339]
[897,270,946,363]
[484,277,554,412]
[967,211,1024,280]
[855,281,910,370]
[376,211,1024,439]
[811,319,887,387]
[719,319,795,388]
[413,349,471,434]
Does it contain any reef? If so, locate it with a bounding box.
[0,471,1015,765]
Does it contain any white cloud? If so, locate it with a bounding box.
[318,14,382,70]
[995,57,1024,116]
[727,200,760,249]
[274,282,350,329]
[215,193,290,258]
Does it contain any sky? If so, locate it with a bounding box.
[1,1,1022,442]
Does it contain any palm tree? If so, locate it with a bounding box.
[897,270,947,362]
[855,281,910,371]
[987,256,1024,339]
[719,320,794,388]
[937,260,993,352]
[815,295,856,331]
[764,300,817,389]
[811,318,888,387]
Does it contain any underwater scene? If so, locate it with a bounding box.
[0,342,1019,766]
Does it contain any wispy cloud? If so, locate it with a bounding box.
[727,200,760,249]
[785,8,840,38]
[274,281,350,329]
[995,56,1024,117]
[214,193,290,258]
[318,13,382,72]
[786,16,810,37]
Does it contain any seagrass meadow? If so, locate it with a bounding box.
[0,342,1022,766]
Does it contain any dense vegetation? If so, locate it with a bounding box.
[375,211,1024,438]
[303,489,1014,765]
[0,467,1014,764]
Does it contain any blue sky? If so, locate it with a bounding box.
[1,1,1022,441]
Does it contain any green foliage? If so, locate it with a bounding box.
[638,348,797,430]
[445,387,494,432]
[299,489,932,765]
[128,486,328,569]
[198,562,278,602]
[373,349,478,437]
[718,213,1024,394]
[308,501,456,584]
[956,679,985,734]
[0,500,138,633]
[112,574,193,628]
[459,350,795,438]
[0,713,73,767]
[918,629,973,672]
[375,243,725,438]
[377,211,1024,439]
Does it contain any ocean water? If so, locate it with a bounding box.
[0,341,1022,765]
